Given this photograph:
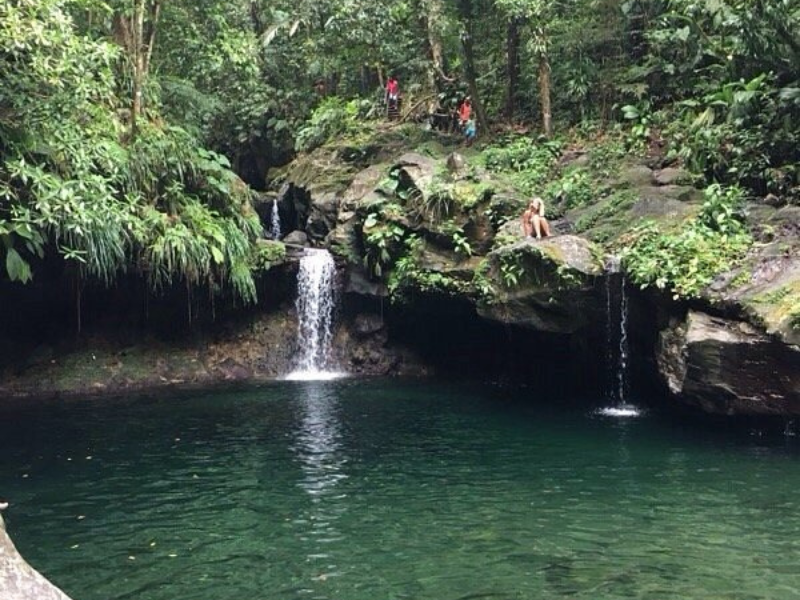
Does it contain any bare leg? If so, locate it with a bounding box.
[541,217,551,237]
[532,215,543,239]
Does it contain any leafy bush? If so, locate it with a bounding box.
[481,135,562,195]
[362,212,406,277]
[663,75,798,194]
[546,168,596,210]
[295,97,371,152]
[251,240,287,271]
[0,2,264,306]
[622,184,752,298]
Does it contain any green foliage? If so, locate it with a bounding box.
[587,138,627,179]
[622,184,752,299]
[499,253,525,288]
[472,258,495,301]
[388,235,471,302]
[362,212,405,277]
[251,240,287,271]
[753,284,800,331]
[664,75,798,194]
[410,185,455,224]
[295,97,371,152]
[0,1,262,304]
[482,136,562,195]
[546,168,596,210]
[451,229,473,258]
[621,103,653,153]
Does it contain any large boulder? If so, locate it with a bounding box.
[1,508,73,600]
[283,230,309,247]
[327,165,388,264]
[477,236,604,334]
[652,167,693,186]
[344,264,388,298]
[306,190,339,241]
[702,204,800,347]
[657,311,800,415]
[394,153,438,201]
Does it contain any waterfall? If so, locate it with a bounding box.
[285,249,344,381]
[617,276,630,403]
[271,199,281,240]
[598,256,639,417]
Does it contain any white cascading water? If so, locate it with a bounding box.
[271,199,281,240]
[285,249,344,381]
[598,256,640,418]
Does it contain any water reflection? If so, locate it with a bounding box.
[294,383,348,498]
[292,383,349,582]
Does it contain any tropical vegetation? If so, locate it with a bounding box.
[1,0,798,315]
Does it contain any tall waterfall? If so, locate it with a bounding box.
[271,199,281,240]
[598,257,639,417]
[286,249,343,381]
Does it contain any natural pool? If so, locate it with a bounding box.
[1,380,800,600]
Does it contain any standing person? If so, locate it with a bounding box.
[458,96,472,129]
[385,74,399,115]
[464,119,477,147]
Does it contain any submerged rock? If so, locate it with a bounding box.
[657,311,800,415]
[1,508,73,600]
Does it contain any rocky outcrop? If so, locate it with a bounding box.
[0,301,428,399]
[4,124,793,416]
[657,311,800,415]
[278,129,797,415]
[478,236,604,333]
[1,507,73,600]
[704,205,800,347]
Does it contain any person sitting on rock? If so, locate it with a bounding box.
[522,197,551,239]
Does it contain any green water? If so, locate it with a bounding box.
[1,380,800,600]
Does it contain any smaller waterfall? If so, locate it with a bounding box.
[598,256,640,418]
[285,249,344,381]
[271,199,281,240]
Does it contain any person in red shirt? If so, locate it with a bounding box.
[385,75,399,110]
[458,96,472,128]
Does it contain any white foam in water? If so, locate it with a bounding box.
[283,369,346,382]
[285,249,347,381]
[597,405,642,418]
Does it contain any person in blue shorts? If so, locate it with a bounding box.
[464,119,476,146]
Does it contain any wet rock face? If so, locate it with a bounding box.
[1,510,73,600]
[657,311,800,415]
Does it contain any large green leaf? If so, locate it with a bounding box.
[5,248,33,283]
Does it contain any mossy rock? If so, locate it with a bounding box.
[477,236,604,333]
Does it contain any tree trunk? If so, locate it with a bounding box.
[130,0,145,135]
[538,52,552,137]
[461,31,488,135]
[425,0,448,84]
[458,0,488,135]
[249,1,264,35]
[505,17,520,120]
[123,0,162,137]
